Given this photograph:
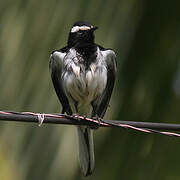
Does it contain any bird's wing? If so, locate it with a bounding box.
[49,49,72,115]
[93,48,117,118]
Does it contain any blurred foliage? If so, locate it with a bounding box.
[0,0,180,179]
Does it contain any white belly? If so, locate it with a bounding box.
[63,65,107,115]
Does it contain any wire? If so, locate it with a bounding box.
[0,110,180,137]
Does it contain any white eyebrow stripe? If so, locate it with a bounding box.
[80,26,91,31]
[71,26,80,33]
[71,25,91,33]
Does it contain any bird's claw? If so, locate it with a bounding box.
[71,114,101,129]
[90,116,102,129]
[71,114,82,121]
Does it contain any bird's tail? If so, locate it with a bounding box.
[76,126,95,176]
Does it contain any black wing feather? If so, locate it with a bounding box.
[49,48,72,115]
[94,47,117,118]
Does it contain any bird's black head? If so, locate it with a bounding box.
[67,21,98,48]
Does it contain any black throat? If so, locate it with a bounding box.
[76,43,97,61]
[76,43,97,70]
[68,33,97,68]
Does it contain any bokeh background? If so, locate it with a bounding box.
[0,0,180,179]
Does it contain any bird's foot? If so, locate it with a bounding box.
[72,114,89,122]
[71,114,101,129]
[90,116,102,129]
[71,114,81,121]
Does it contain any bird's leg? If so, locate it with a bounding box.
[90,116,102,129]
[71,113,81,121]
[81,115,101,129]
[73,114,88,122]
[71,113,101,129]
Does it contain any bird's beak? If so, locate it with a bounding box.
[90,26,98,32]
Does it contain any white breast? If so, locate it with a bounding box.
[64,64,107,101]
[62,48,107,115]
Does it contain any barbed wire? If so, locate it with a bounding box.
[0,110,180,137]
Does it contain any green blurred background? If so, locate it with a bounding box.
[0,0,180,179]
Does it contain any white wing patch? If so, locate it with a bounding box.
[101,49,117,72]
[50,51,66,74]
[51,51,66,62]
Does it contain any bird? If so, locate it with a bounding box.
[49,21,117,176]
